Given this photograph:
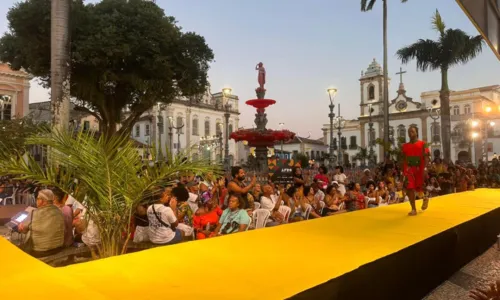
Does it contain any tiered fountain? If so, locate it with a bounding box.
[230,63,296,172]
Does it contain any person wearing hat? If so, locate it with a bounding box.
[18,189,65,257]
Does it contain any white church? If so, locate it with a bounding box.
[322,59,500,166]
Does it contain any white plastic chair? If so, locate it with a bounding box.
[253,202,261,209]
[252,209,271,229]
[278,205,291,223]
[319,201,326,215]
[3,188,18,205]
[303,204,313,220]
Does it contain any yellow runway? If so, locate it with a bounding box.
[1,189,500,300]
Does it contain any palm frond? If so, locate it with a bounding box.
[431,9,446,35]
[441,29,484,67]
[361,0,377,11]
[396,39,441,72]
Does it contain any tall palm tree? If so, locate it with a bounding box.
[396,10,483,163]
[361,0,408,161]
[51,0,71,131]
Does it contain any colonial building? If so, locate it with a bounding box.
[0,63,31,120]
[323,59,500,165]
[131,86,240,164]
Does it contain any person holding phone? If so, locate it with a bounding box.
[227,166,256,210]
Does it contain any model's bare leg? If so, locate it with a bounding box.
[407,189,417,216]
[421,191,429,210]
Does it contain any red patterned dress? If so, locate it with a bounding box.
[402,140,429,193]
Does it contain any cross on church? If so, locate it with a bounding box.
[396,67,407,84]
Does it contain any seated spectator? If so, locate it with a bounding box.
[386,181,398,203]
[366,181,378,208]
[260,184,284,226]
[314,165,330,189]
[18,189,65,257]
[52,187,74,247]
[193,195,223,239]
[214,194,250,235]
[132,203,149,243]
[289,187,309,222]
[376,181,389,206]
[426,176,441,198]
[322,183,342,216]
[303,185,322,219]
[147,190,183,245]
[186,182,200,214]
[170,186,194,238]
[345,183,365,211]
[251,184,262,203]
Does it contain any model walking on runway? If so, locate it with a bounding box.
[401,125,430,216]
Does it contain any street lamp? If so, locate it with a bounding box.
[222,87,232,171]
[279,122,285,158]
[334,111,346,166]
[156,102,164,161]
[168,116,184,156]
[327,88,338,168]
[218,123,224,164]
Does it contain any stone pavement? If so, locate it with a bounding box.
[424,244,500,299]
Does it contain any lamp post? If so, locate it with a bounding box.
[279,122,285,158]
[168,116,184,156]
[333,106,346,167]
[327,88,338,168]
[222,87,232,171]
[156,103,164,161]
[218,123,224,165]
[368,104,375,167]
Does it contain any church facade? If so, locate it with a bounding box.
[0,63,31,120]
[323,59,500,165]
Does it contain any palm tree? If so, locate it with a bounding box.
[396,10,483,162]
[354,146,369,167]
[51,0,71,131]
[0,129,219,258]
[361,0,408,160]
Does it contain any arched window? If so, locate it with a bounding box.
[192,118,199,136]
[216,121,222,136]
[204,120,210,136]
[397,125,406,143]
[0,95,12,121]
[464,104,471,114]
[453,105,460,115]
[368,85,375,100]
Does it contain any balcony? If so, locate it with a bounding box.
[349,144,358,150]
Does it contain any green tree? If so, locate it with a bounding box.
[396,10,483,162]
[361,0,408,159]
[293,153,309,169]
[0,129,218,258]
[353,146,369,167]
[0,0,214,138]
[0,115,49,154]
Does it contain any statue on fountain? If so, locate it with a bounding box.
[255,62,266,99]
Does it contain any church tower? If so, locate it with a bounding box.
[359,58,390,117]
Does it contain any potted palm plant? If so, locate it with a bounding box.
[0,129,219,258]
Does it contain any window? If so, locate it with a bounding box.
[349,136,357,149]
[176,116,183,134]
[453,105,460,115]
[216,121,222,136]
[311,151,315,159]
[229,124,234,135]
[157,116,164,134]
[397,125,406,143]
[204,120,210,136]
[83,121,90,131]
[464,104,471,114]
[341,137,347,149]
[192,118,199,136]
[368,85,375,100]
[135,125,140,137]
[0,95,12,121]
[145,124,150,136]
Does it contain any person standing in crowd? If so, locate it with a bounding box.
[227,166,256,209]
[314,165,330,189]
[292,166,305,189]
[333,166,347,196]
[401,125,430,216]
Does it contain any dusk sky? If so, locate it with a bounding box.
[1,0,499,138]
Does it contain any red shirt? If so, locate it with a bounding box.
[314,174,330,186]
[193,206,223,231]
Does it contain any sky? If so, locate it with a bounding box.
[1,0,499,138]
